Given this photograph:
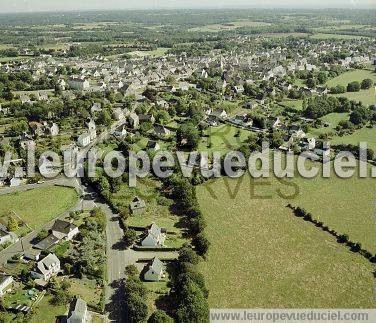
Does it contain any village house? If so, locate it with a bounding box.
[153,124,171,138]
[0,275,13,297]
[141,223,166,247]
[129,112,140,129]
[30,253,61,286]
[67,297,89,323]
[144,257,166,282]
[77,132,91,148]
[113,108,126,122]
[210,109,228,121]
[51,220,79,241]
[68,77,90,91]
[0,228,17,245]
[129,196,146,215]
[146,140,160,152]
[86,118,97,141]
[113,124,128,137]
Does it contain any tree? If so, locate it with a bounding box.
[176,282,209,323]
[124,228,138,247]
[361,78,373,90]
[7,216,19,232]
[306,78,316,89]
[148,310,174,323]
[347,81,360,92]
[350,106,370,125]
[125,295,148,323]
[97,110,112,126]
[125,265,139,277]
[178,245,201,265]
[177,122,200,149]
[317,71,327,84]
[193,233,210,257]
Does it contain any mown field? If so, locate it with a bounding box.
[326,69,376,88]
[0,186,78,229]
[331,126,376,151]
[197,165,375,308]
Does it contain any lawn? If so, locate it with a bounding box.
[68,277,102,308]
[308,112,349,137]
[29,294,67,323]
[197,170,375,308]
[331,88,375,107]
[331,126,376,152]
[198,124,251,154]
[326,69,376,88]
[0,186,78,229]
[280,99,303,110]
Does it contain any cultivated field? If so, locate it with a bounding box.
[0,186,78,229]
[197,168,375,308]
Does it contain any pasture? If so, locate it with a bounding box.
[0,186,78,229]
[326,69,376,88]
[197,170,375,308]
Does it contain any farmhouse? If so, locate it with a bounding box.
[141,223,166,247]
[77,132,91,148]
[144,257,166,282]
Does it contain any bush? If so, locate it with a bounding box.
[148,310,174,323]
[347,81,360,92]
[193,233,210,257]
[361,78,373,90]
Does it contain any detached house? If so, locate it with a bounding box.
[67,297,89,323]
[129,196,146,215]
[144,257,166,282]
[77,132,91,148]
[31,253,60,286]
[51,220,79,241]
[141,223,166,247]
[68,78,90,91]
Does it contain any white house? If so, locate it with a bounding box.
[0,229,17,245]
[0,275,13,297]
[144,257,166,282]
[77,132,91,148]
[113,108,125,122]
[51,220,79,241]
[31,253,60,284]
[68,78,90,91]
[67,297,89,323]
[86,118,97,141]
[141,223,166,247]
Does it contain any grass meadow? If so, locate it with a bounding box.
[197,164,375,308]
[0,186,78,229]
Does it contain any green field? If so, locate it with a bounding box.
[0,186,78,229]
[280,99,303,110]
[308,112,349,137]
[29,295,66,323]
[331,126,376,151]
[198,124,251,154]
[310,33,368,40]
[326,69,376,88]
[197,170,375,308]
[331,88,375,107]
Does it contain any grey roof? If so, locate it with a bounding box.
[0,229,10,238]
[67,297,87,323]
[148,257,163,275]
[51,219,77,235]
[129,196,146,210]
[36,253,60,276]
[34,234,59,250]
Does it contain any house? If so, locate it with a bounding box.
[153,124,171,138]
[77,132,91,148]
[10,177,22,188]
[139,114,155,124]
[141,223,166,247]
[210,109,228,120]
[67,297,89,323]
[86,118,97,141]
[91,102,102,115]
[0,275,13,297]
[146,140,160,152]
[20,94,31,104]
[0,229,17,245]
[113,124,128,137]
[46,122,59,137]
[31,253,60,285]
[68,78,90,91]
[129,196,146,215]
[51,220,79,241]
[23,249,41,261]
[29,122,44,136]
[144,257,166,282]
[113,108,126,122]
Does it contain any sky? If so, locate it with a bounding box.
[0,0,375,13]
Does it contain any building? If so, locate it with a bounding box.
[141,223,166,247]
[51,220,79,241]
[77,132,91,148]
[0,229,16,245]
[68,78,90,91]
[0,275,13,296]
[144,257,165,282]
[129,196,146,215]
[67,297,89,323]
[30,253,60,285]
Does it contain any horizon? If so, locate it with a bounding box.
[0,0,375,14]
